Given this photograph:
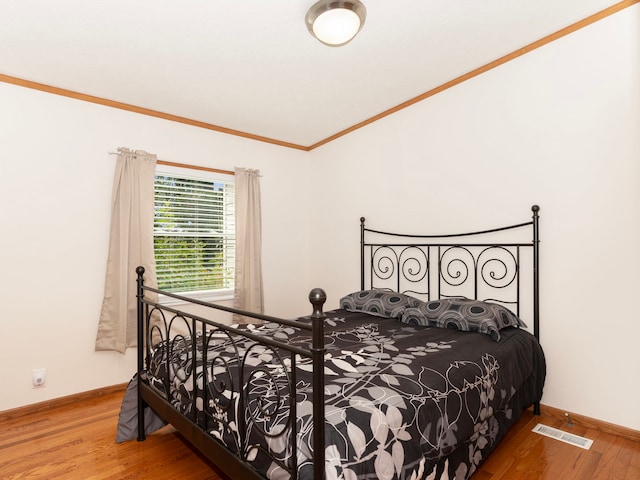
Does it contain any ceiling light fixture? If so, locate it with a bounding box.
[305,0,367,47]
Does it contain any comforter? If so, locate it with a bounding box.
[144,309,545,480]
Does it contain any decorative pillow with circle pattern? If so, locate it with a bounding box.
[340,290,423,319]
[401,297,526,342]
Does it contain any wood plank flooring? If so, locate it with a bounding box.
[1,386,639,479]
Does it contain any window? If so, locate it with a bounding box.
[153,166,235,299]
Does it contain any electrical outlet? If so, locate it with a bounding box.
[32,368,47,388]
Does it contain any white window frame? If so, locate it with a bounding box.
[154,164,235,304]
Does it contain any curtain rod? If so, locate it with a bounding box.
[108,151,234,176]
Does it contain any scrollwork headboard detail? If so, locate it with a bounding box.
[360,205,540,340]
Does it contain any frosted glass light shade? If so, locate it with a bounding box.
[306,1,366,47]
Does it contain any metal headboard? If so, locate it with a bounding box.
[360,205,540,340]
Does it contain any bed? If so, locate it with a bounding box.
[127,205,545,480]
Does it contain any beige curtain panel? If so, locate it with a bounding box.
[95,149,158,353]
[233,167,264,323]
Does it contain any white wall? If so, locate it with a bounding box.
[307,6,640,431]
[0,84,311,411]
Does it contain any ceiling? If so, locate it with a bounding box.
[0,0,627,149]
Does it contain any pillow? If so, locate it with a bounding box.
[401,297,526,342]
[340,290,422,318]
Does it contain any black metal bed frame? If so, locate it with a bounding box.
[136,274,327,480]
[135,205,541,479]
[361,205,540,341]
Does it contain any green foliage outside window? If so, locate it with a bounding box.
[154,173,234,293]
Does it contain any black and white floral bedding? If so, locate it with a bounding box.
[144,309,545,480]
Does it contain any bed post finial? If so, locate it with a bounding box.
[309,287,326,316]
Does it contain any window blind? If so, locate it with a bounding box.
[154,171,235,293]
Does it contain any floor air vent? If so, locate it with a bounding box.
[532,423,593,450]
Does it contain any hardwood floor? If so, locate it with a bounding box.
[0,386,225,480]
[1,386,639,479]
